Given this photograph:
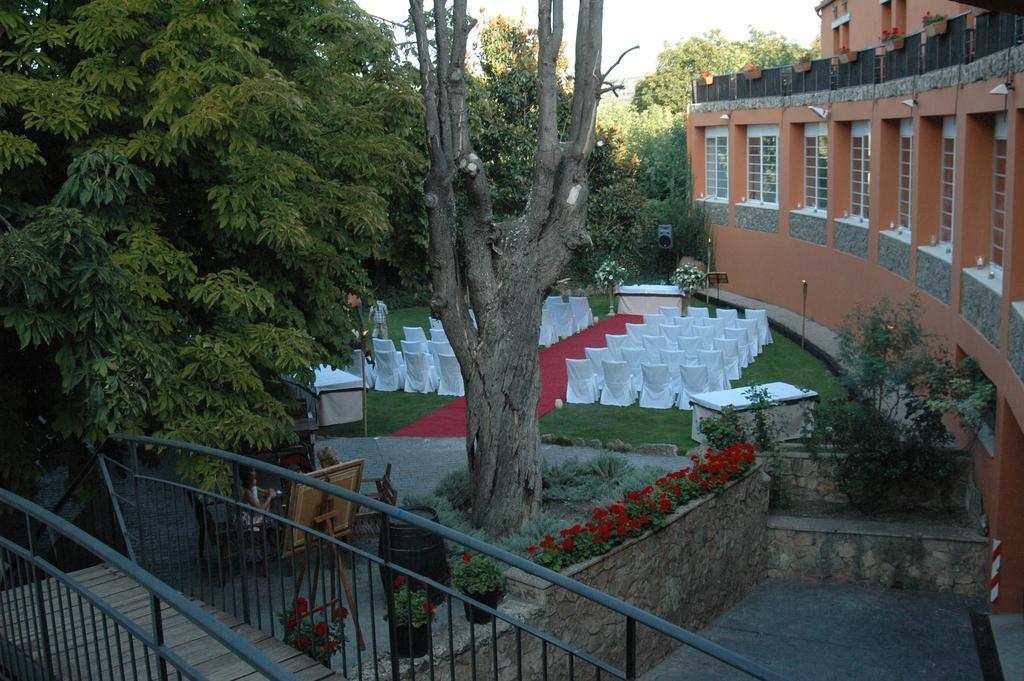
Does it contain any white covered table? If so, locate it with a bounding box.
[616,284,685,315]
[313,366,365,426]
[688,382,819,443]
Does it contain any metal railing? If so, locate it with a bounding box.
[693,10,1023,104]
[0,488,293,680]
[98,433,790,681]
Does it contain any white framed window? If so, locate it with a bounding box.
[991,113,1007,268]
[704,127,729,200]
[940,116,956,244]
[898,119,913,230]
[747,124,778,205]
[850,121,871,220]
[804,123,828,212]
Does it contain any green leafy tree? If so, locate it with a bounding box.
[633,28,814,114]
[0,0,424,495]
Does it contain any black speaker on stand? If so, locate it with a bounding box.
[657,224,673,249]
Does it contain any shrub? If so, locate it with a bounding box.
[451,554,506,595]
[388,577,436,628]
[698,406,746,451]
[433,469,472,510]
[279,597,347,665]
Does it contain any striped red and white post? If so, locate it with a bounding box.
[991,538,1003,604]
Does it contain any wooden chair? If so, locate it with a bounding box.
[353,464,398,540]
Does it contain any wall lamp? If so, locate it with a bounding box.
[989,82,1014,95]
[719,113,731,120]
[808,106,829,119]
[901,98,917,108]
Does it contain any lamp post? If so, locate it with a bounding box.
[801,279,808,350]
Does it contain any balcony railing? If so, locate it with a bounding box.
[692,11,1024,105]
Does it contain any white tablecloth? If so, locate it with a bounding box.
[616,284,685,315]
[313,366,364,426]
[689,382,819,443]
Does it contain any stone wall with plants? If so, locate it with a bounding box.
[765,515,988,596]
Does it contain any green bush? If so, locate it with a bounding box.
[697,407,746,451]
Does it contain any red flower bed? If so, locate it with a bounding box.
[528,444,757,571]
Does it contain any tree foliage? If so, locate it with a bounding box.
[633,28,814,114]
[0,0,424,495]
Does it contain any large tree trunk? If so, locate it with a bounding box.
[409,0,619,534]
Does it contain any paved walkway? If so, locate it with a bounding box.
[641,581,986,681]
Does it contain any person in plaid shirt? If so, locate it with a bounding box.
[370,299,389,339]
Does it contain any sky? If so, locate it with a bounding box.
[358,0,821,80]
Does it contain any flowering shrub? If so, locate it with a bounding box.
[389,577,437,628]
[595,259,628,289]
[279,597,347,665]
[922,12,947,25]
[881,27,903,42]
[452,553,505,595]
[527,444,757,571]
[697,406,747,451]
[670,263,705,291]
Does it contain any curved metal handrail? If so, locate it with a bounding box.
[112,432,791,681]
[0,486,294,680]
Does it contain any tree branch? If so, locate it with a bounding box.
[600,45,639,82]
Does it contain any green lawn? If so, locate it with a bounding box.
[325,298,843,449]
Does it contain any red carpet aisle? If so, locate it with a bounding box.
[393,314,643,438]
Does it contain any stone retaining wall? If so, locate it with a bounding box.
[765,515,988,597]
[789,211,827,245]
[878,232,910,279]
[700,199,729,226]
[961,271,1002,349]
[736,204,778,233]
[916,248,952,305]
[834,220,868,259]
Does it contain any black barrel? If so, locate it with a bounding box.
[379,506,449,601]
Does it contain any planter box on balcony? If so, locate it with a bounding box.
[925,20,948,38]
[743,67,762,80]
[837,51,857,64]
[884,37,905,52]
[702,75,714,85]
[794,61,812,73]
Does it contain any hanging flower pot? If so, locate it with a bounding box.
[794,60,813,73]
[700,70,714,85]
[838,50,857,64]
[925,19,948,38]
[884,36,905,52]
[742,64,762,80]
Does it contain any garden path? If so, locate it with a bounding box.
[391,314,641,438]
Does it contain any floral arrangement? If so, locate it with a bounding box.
[389,576,436,628]
[922,11,947,26]
[881,27,903,42]
[670,263,706,291]
[838,44,850,53]
[594,259,628,289]
[699,70,715,84]
[451,554,506,596]
[698,406,747,451]
[279,597,348,665]
[742,63,757,72]
[527,444,757,571]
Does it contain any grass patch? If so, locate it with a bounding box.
[319,390,456,438]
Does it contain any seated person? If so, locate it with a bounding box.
[240,467,280,526]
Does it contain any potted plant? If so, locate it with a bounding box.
[881,27,905,52]
[794,53,813,73]
[837,46,857,64]
[742,62,762,80]
[451,553,506,624]
[699,70,714,86]
[595,259,627,316]
[279,597,348,666]
[387,576,436,658]
[923,12,948,38]
[670,263,706,314]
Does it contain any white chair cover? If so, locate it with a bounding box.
[565,358,598,404]
[429,317,443,330]
[713,337,742,381]
[428,340,452,365]
[660,324,683,344]
[746,309,773,345]
[641,334,669,364]
[725,327,752,368]
[544,295,563,309]
[704,317,726,336]
[552,301,575,339]
[599,360,635,407]
[605,334,629,361]
[695,325,717,350]
[430,327,448,344]
[698,349,730,391]
[717,308,739,324]
[403,352,438,393]
[372,337,397,355]
[625,322,647,345]
[401,340,431,369]
[678,335,702,355]
[569,296,594,329]
[679,364,709,409]
[374,349,404,392]
[584,347,613,390]
[687,307,710,319]
[659,349,686,395]
[621,347,646,394]
[736,319,761,358]
[658,305,680,317]
[403,326,428,344]
[539,307,559,347]
[437,352,465,396]
[643,314,666,331]
[345,349,375,389]
[674,317,694,335]
[640,363,674,409]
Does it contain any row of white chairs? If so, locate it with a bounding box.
[539,296,594,347]
[367,335,466,396]
[566,358,725,410]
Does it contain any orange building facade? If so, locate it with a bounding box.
[688,4,1024,612]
